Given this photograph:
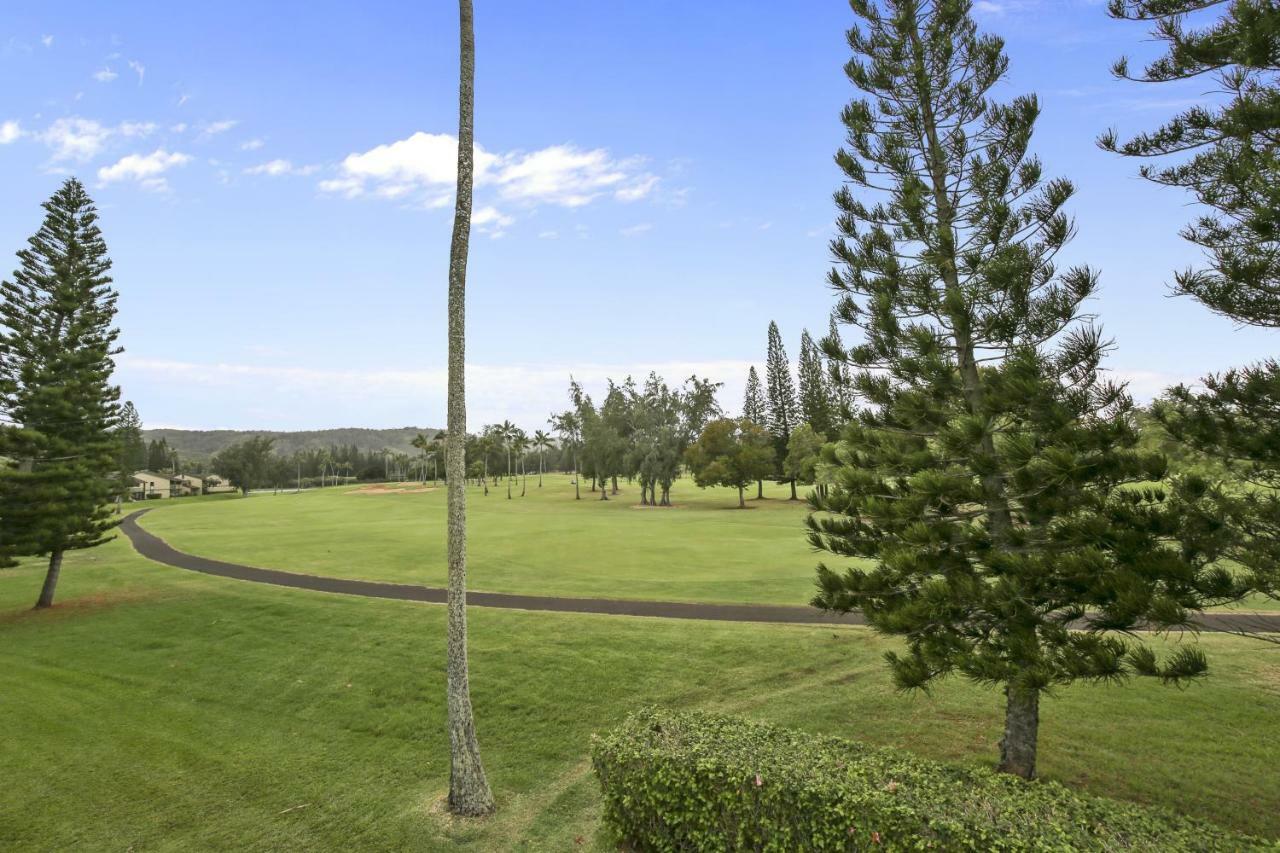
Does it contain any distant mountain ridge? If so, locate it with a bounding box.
[141,427,441,460]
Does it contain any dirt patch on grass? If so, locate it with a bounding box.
[629,504,685,510]
[347,483,438,495]
[0,587,174,625]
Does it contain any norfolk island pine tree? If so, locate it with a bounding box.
[765,321,801,500]
[0,178,126,608]
[809,0,1247,779]
[743,364,769,498]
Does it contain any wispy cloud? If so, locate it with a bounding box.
[244,158,318,177]
[97,148,192,191]
[127,59,145,84]
[40,35,53,48]
[93,67,118,83]
[37,117,155,161]
[0,120,22,144]
[240,138,264,151]
[620,223,652,237]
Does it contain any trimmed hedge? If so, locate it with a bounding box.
[591,708,1272,851]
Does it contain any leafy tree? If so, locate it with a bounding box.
[765,321,800,499]
[810,0,1244,780]
[1102,0,1280,323]
[798,329,834,438]
[212,435,276,495]
[685,418,775,508]
[442,0,494,816]
[0,178,125,608]
[783,422,826,488]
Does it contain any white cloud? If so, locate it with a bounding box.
[170,122,188,133]
[620,222,652,237]
[93,67,118,83]
[97,148,192,190]
[0,120,22,144]
[245,158,293,176]
[41,35,53,48]
[128,59,145,84]
[39,117,110,160]
[321,131,658,213]
[240,138,264,151]
[472,205,514,237]
[35,117,156,161]
[201,119,238,136]
[244,158,317,177]
[615,174,659,202]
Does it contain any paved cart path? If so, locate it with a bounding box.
[119,510,1280,633]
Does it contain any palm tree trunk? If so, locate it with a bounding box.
[443,0,494,816]
[35,548,64,609]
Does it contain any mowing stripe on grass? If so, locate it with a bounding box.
[119,510,1280,633]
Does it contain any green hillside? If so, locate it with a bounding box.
[140,426,440,460]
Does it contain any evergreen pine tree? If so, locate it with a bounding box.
[0,178,125,608]
[797,329,834,438]
[811,0,1244,779]
[117,401,146,473]
[1102,1,1280,322]
[1104,1,1280,605]
[764,321,800,499]
[742,365,767,425]
[823,314,855,423]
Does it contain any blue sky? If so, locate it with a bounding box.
[0,0,1271,430]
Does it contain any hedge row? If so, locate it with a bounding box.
[591,707,1271,851]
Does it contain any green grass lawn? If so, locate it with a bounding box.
[137,473,1280,612]
[1,519,1279,849]
[139,474,829,605]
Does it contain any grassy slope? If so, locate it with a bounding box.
[140,474,1280,611]
[1,526,1278,849]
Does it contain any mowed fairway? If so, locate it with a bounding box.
[138,475,830,605]
[1,498,1280,849]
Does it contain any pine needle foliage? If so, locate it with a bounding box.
[0,178,124,605]
[810,0,1246,778]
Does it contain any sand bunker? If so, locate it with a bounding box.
[348,483,438,495]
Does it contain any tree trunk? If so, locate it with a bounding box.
[35,548,64,609]
[443,0,494,817]
[789,478,797,500]
[997,687,1039,780]
[757,479,763,500]
[574,454,581,499]
[611,475,618,495]
[738,485,745,508]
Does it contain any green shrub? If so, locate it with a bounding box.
[591,708,1272,851]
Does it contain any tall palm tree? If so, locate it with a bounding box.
[511,429,529,497]
[442,0,493,816]
[411,432,430,484]
[432,430,447,485]
[532,429,551,487]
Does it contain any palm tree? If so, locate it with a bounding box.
[511,429,529,497]
[442,0,493,816]
[532,429,551,487]
[411,432,431,483]
[432,430,447,484]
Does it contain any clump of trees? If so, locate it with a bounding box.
[551,372,722,506]
[0,178,127,607]
[684,418,775,508]
[808,0,1247,780]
